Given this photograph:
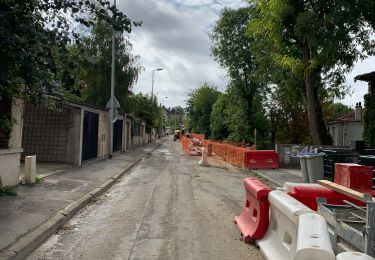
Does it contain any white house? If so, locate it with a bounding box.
[327,103,364,146]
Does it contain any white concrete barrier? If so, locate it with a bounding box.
[199,147,208,166]
[277,182,322,193]
[25,155,36,184]
[295,213,335,260]
[257,190,312,260]
[336,252,375,260]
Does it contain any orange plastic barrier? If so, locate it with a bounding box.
[235,178,272,242]
[244,150,279,169]
[180,135,190,153]
[183,134,277,170]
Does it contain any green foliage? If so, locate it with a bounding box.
[186,84,221,136]
[210,7,269,146]
[35,176,42,185]
[324,102,353,122]
[164,107,185,128]
[0,0,138,137]
[247,0,375,144]
[0,115,13,143]
[64,19,141,111]
[209,83,269,146]
[210,94,229,140]
[0,177,17,196]
[210,7,254,88]
[363,93,375,148]
[127,94,162,132]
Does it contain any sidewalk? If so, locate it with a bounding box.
[0,140,163,259]
[252,168,303,187]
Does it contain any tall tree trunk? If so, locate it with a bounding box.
[302,42,332,145]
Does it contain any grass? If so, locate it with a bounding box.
[0,186,17,196]
[35,175,42,184]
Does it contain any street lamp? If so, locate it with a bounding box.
[108,0,117,159]
[151,68,163,99]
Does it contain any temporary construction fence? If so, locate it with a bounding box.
[203,140,248,168]
[179,133,279,169]
[180,134,190,153]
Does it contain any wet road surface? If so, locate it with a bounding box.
[28,138,262,259]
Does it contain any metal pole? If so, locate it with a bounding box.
[109,0,116,158]
[151,70,155,99]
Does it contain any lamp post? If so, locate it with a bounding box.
[109,0,116,159]
[151,68,163,99]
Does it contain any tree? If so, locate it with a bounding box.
[324,102,352,122]
[249,0,375,145]
[165,106,185,129]
[0,0,138,147]
[127,93,162,133]
[210,7,264,143]
[186,84,221,136]
[66,19,141,111]
[210,94,229,140]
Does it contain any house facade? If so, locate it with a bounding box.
[327,103,364,146]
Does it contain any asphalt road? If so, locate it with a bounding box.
[28,138,262,260]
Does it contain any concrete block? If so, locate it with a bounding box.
[199,147,209,166]
[25,155,36,184]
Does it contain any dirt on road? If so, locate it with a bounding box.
[28,138,263,260]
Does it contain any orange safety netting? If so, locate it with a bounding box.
[204,140,248,167]
[180,134,190,153]
[182,133,258,168]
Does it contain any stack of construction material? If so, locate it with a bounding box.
[234,175,375,259]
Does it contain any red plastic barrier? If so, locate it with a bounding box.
[244,150,279,169]
[334,163,374,193]
[288,185,365,211]
[234,178,272,242]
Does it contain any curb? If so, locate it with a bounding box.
[0,158,143,260]
[251,170,283,188]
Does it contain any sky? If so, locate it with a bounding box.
[119,0,374,109]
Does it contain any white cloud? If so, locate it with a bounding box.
[119,0,374,109]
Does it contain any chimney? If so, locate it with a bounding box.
[355,102,362,121]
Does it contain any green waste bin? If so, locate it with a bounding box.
[320,150,359,181]
[359,155,375,189]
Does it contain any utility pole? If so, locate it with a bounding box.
[108,0,116,159]
[151,68,163,100]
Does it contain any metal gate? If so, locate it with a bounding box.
[82,111,99,161]
[113,119,123,152]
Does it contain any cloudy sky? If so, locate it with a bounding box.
[119,0,374,109]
